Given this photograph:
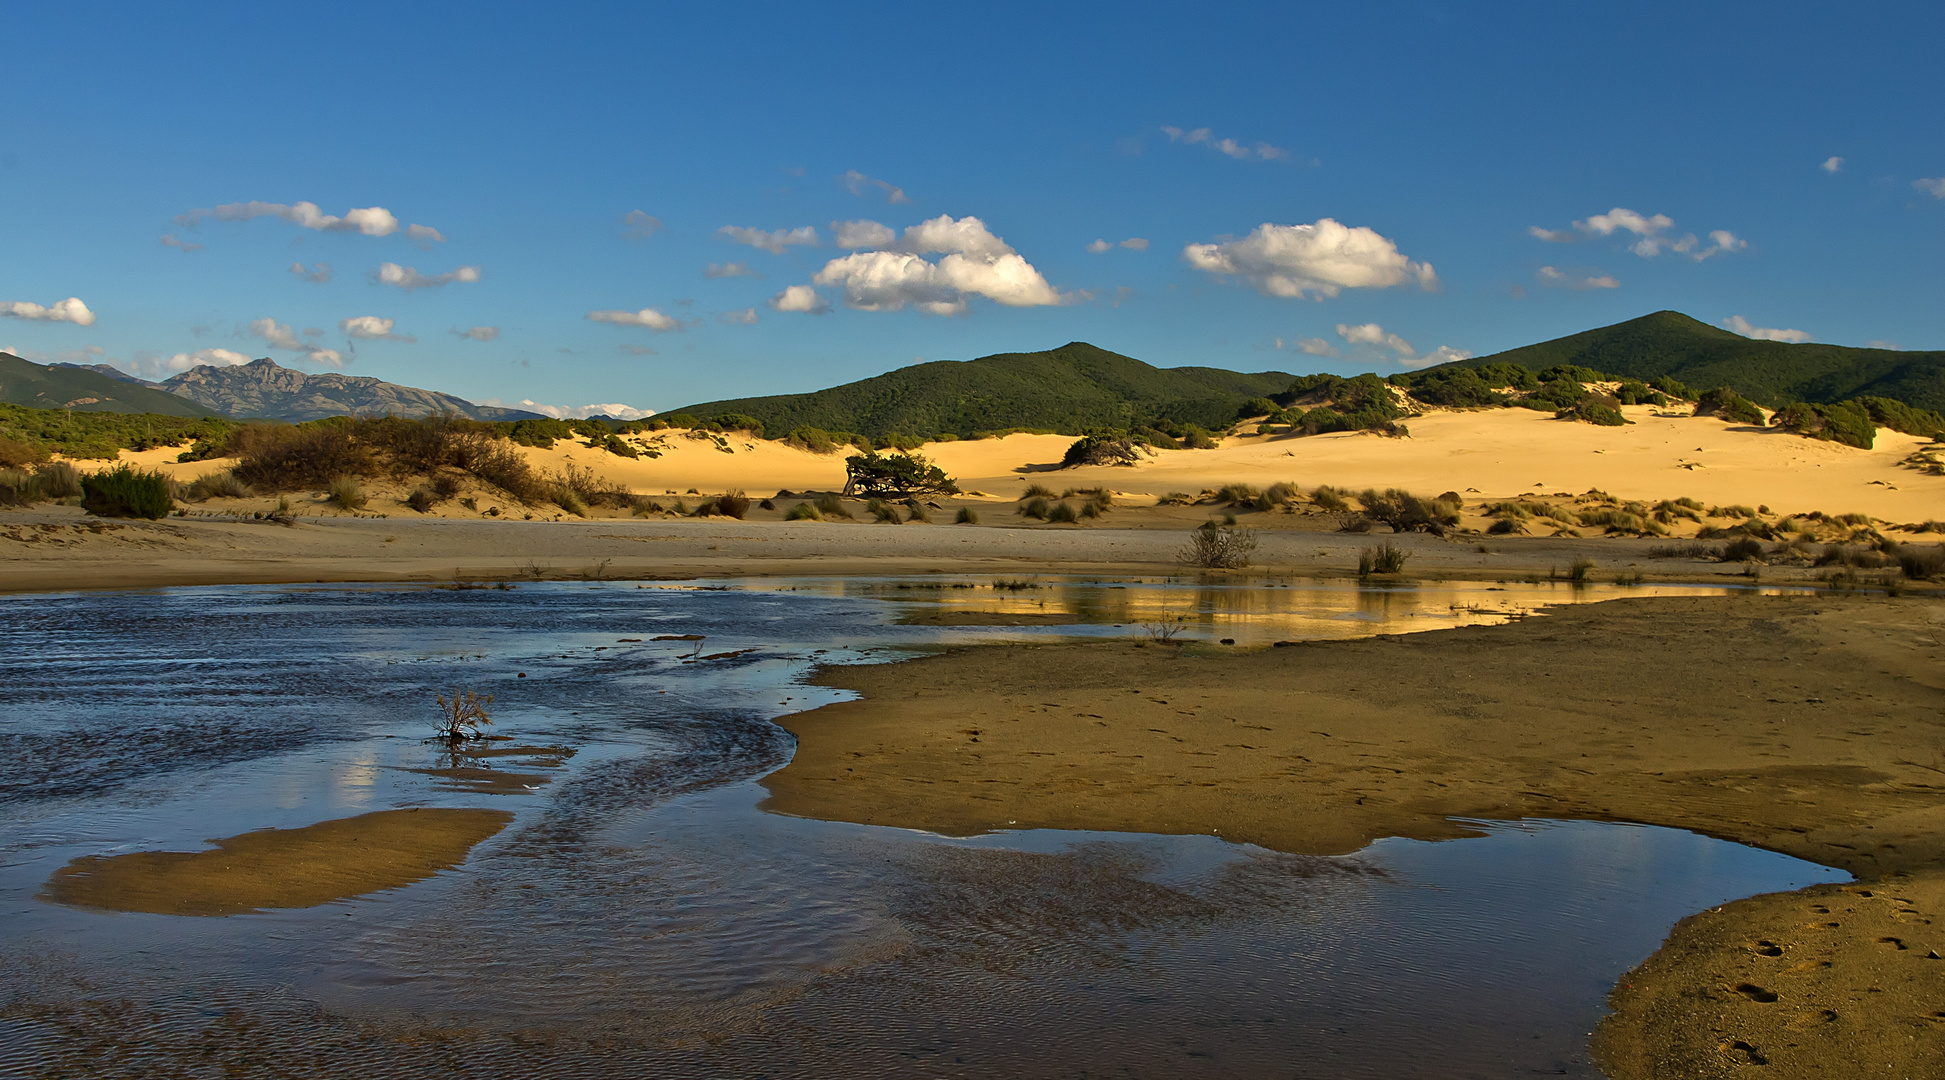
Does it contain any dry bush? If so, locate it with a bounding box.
[433,689,494,741]
[1180,523,1257,568]
[185,469,251,501]
[1310,486,1350,513]
[229,424,376,490]
[0,436,50,469]
[785,501,822,521]
[1897,544,1945,580]
[1358,542,1408,575]
[814,492,852,519]
[326,476,368,510]
[955,506,980,524]
[1358,488,1461,536]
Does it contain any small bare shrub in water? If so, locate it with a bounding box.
[1180,523,1257,569]
[433,689,494,741]
[1570,557,1596,582]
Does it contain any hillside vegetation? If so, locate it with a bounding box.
[0,352,220,418]
[673,342,1295,441]
[1434,311,1945,413]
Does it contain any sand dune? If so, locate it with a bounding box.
[102,404,1939,523]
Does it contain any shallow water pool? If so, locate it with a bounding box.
[0,579,1844,1078]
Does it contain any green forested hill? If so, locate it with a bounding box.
[673,342,1296,439]
[1438,311,1945,412]
[0,352,219,417]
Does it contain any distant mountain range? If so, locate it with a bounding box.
[2,354,544,422]
[1437,311,1945,412]
[674,341,1297,440]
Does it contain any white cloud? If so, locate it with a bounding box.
[450,326,499,341]
[289,261,332,283]
[159,234,203,252]
[340,315,412,341]
[174,201,413,237]
[1160,126,1287,161]
[1537,265,1620,290]
[719,225,818,254]
[134,347,254,376]
[704,261,756,278]
[810,214,1063,315]
[1337,322,1415,356]
[587,306,687,331]
[1087,239,1112,254]
[1330,322,1469,368]
[1914,178,1945,198]
[622,210,663,240]
[479,398,655,421]
[303,346,345,367]
[1722,315,1810,343]
[1558,207,1746,261]
[1120,237,1149,251]
[246,317,303,350]
[1401,345,1472,370]
[716,307,759,325]
[1822,156,1844,173]
[405,224,446,247]
[1184,219,1437,299]
[841,170,911,204]
[1088,237,1147,254]
[768,284,830,314]
[833,220,897,249]
[1527,225,1575,243]
[1,297,96,326]
[1291,337,1338,357]
[375,262,481,290]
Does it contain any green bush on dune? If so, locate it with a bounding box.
[81,464,173,519]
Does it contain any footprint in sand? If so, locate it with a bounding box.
[1733,983,1779,1003]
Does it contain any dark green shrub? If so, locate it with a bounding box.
[1720,538,1765,562]
[1237,397,1279,419]
[81,465,173,519]
[814,493,851,519]
[1021,483,1056,499]
[1569,557,1596,582]
[785,501,822,521]
[507,418,578,448]
[1487,517,1522,535]
[229,423,375,489]
[956,506,980,524]
[1215,483,1259,505]
[786,426,841,453]
[1696,387,1766,425]
[1062,430,1144,467]
[1021,497,1050,520]
[715,491,751,519]
[709,414,764,436]
[1357,488,1461,536]
[866,498,902,524]
[406,487,438,512]
[1770,400,1875,449]
[1310,486,1350,513]
[1047,501,1079,523]
[844,451,956,496]
[1558,401,1629,426]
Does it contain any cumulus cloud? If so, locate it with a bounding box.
[1822,156,1844,173]
[375,262,481,290]
[716,307,759,325]
[1537,265,1620,290]
[1914,178,1945,198]
[1330,322,1470,369]
[768,284,830,314]
[832,219,898,249]
[340,315,412,342]
[587,306,689,331]
[1544,207,1746,261]
[1120,237,1149,251]
[810,214,1064,315]
[478,398,655,421]
[1527,226,1576,243]
[1184,219,1437,299]
[159,234,203,252]
[175,200,422,238]
[1160,126,1287,161]
[622,210,663,240]
[450,325,499,341]
[405,224,446,247]
[1722,315,1810,343]
[1,297,96,326]
[246,317,303,350]
[704,261,756,278]
[1337,322,1415,356]
[1286,337,1338,357]
[719,225,818,254]
[1087,239,1112,254]
[303,346,345,367]
[841,170,910,204]
[289,261,332,283]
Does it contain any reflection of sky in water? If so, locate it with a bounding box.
[0,580,1843,1078]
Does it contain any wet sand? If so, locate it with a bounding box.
[762,594,1945,1078]
[42,808,515,916]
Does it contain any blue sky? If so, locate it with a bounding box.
[2,1,1940,417]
